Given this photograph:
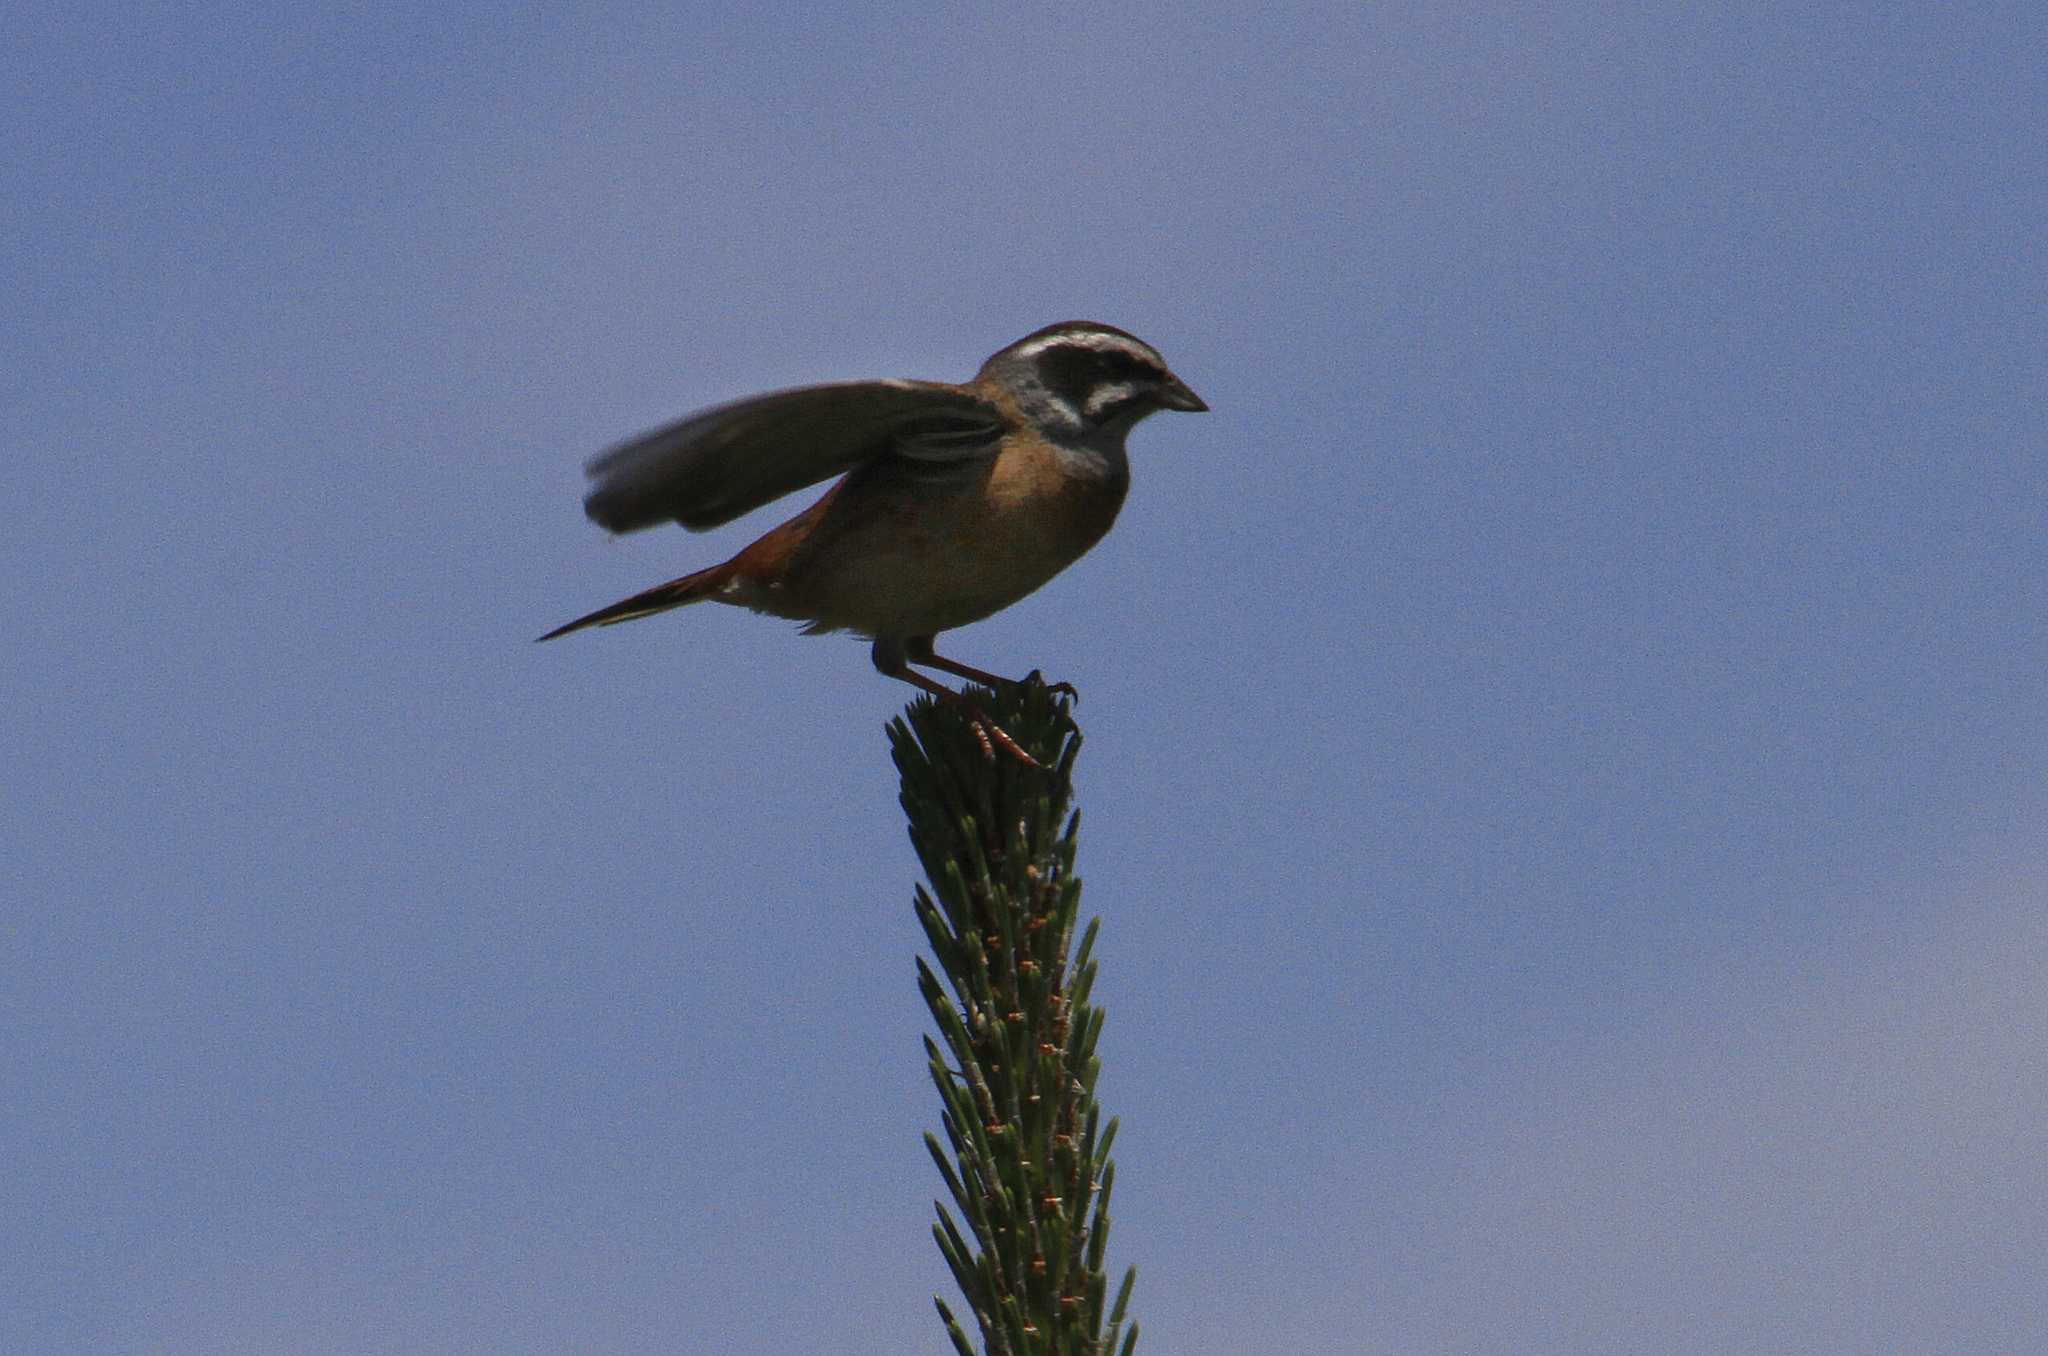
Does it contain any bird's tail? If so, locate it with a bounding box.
[537,562,736,642]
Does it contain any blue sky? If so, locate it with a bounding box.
[6,4,2045,1351]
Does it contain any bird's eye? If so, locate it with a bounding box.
[1094,351,1151,385]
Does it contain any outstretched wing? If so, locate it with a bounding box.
[581,379,1005,533]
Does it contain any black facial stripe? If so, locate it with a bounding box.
[1031,342,1168,423]
[1094,349,1158,383]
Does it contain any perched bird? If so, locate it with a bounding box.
[541,321,1207,764]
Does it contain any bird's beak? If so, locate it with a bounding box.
[1156,374,1209,413]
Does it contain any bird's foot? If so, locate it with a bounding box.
[967,709,1045,770]
[1017,669,1079,703]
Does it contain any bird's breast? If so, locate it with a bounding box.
[763,435,1129,638]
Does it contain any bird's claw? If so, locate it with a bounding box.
[976,716,1045,770]
[1018,669,1079,704]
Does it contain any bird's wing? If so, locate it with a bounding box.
[581,380,1006,533]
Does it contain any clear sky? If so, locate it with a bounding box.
[7,4,2045,1352]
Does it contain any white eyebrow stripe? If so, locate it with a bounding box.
[1010,331,1166,366]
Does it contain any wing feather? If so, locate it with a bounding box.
[581,380,1003,532]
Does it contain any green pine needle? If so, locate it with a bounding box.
[890,677,1137,1355]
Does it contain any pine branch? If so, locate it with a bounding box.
[888,679,1138,1356]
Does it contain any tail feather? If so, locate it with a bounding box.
[537,563,734,642]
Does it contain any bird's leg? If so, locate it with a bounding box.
[874,639,1042,769]
[904,636,1078,701]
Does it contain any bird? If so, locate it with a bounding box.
[540,320,1207,765]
